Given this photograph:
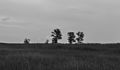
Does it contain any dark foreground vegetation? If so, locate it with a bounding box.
[0,43,120,70]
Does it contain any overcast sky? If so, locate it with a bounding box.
[0,0,120,43]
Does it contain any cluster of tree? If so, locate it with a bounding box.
[51,28,84,44]
[23,28,84,44]
[24,38,30,44]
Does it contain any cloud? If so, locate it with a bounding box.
[0,17,10,22]
[0,16,18,22]
[0,16,25,28]
[9,0,51,6]
[0,16,42,30]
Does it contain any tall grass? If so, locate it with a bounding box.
[0,43,120,70]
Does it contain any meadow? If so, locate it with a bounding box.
[0,43,120,70]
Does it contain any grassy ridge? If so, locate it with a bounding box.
[0,43,120,70]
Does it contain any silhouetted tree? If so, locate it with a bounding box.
[45,39,49,44]
[76,31,84,43]
[24,38,30,44]
[67,32,76,44]
[51,28,62,44]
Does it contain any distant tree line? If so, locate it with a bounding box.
[24,28,84,44]
[51,28,84,44]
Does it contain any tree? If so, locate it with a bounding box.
[76,31,84,43]
[67,32,76,44]
[45,39,49,44]
[24,38,30,44]
[51,28,62,44]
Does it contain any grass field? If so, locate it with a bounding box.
[0,43,120,70]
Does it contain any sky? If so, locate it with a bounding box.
[0,0,120,43]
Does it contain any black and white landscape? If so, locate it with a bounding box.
[0,0,120,70]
